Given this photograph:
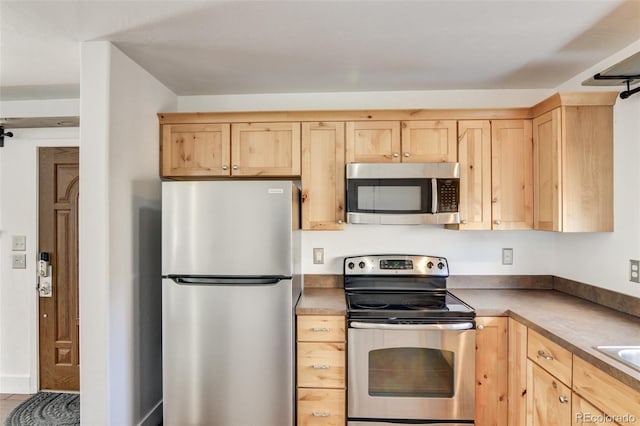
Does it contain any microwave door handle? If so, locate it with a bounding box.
[431,178,438,213]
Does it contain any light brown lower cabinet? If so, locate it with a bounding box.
[526,360,572,426]
[296,315,346,426]
[297,388,345,426]
[572,393,618,426]
[508,319,639,426]
[475,317,508,426]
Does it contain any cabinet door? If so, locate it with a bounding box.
[526,361,571,426]
[345,121,401,163]
[231,122,301,176]
[508,319,528,426]
[456,120,492,230]
[401,120,457,162]
[572,393,616,426]
[161,123,230,177]
[491,120,533,230]
[301,122,345,230]
[533,109,562,231]
[562,106,613,232]
[476,317,508,426]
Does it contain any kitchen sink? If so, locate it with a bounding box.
[595,346,640,372]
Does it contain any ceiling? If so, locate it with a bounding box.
[1,0,640,101]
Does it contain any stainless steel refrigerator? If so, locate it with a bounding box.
[161,180,301,426]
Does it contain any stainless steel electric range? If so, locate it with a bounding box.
[345,254,476,426]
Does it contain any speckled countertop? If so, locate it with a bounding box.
[295,288,346,315]
[296,286,640,392]
[450,289,640,392]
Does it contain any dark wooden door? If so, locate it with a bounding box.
[38,147,79,390]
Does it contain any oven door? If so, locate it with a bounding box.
[348,322,475,423]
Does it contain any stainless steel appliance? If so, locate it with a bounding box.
[161,181,301,426]
[346,163,460,225]
[345,255,476,426]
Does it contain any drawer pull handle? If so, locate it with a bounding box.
[312,364,331,369]
[537,350,554,361]
[311,327,330,332]
[312,412,330,417]
[559,396,569,404]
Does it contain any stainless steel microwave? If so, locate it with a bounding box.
[346,163,460,225]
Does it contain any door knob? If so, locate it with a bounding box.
[222,165,228,171]
[403,152,410,157]
[392,152,399,158]
[232,165,239,170]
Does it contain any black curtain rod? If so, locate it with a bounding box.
[0,126,14,148]
[593,73,640,99]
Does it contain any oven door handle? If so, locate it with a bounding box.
[349,321,475,331]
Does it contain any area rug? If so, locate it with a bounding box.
[3,392,79,426]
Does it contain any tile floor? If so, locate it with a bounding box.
[0,393,33,422]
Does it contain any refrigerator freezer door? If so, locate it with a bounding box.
[162,181,294,276]
[162,277,294,426]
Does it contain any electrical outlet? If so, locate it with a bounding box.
[11,235,26,251]
[11,254,26,269]
[630,259,640,283]
[313,248,324,265]
[502,248,513,265]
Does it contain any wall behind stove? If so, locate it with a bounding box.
[301,227,555,276]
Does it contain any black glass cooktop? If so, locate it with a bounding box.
[346,291,475,321]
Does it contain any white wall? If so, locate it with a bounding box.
[0,127,79,393]
[80,41,177,426]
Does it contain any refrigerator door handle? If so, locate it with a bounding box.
[169,276,289,286]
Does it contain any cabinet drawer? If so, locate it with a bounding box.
[297,342,346,388]
[573,356,640,422]
[297,388,345,426]
[298,316,345,342]
[527,329,572,384]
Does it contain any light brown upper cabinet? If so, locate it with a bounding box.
[345,121,401,162]
[231,122,301,177]
[400,120,457,162]
[449,119,532,231]
[533,104,614,232]
[491,120,533,230]
[451,120,492,230]
[346,120,457,163]
[161,123,231,177]
[161,121,301,178]
[301,122,346,230]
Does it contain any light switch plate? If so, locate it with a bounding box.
[12,254,26,269]
[12,235,26,251]
[502,248,514,265]
[313,248,324,265]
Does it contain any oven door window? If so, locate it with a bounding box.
[347,178,431,214]
[368,347,454,397]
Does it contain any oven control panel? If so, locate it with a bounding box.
[344,255,449,276]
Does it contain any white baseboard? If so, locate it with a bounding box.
[0,375,32,394]
[138,399,162,426]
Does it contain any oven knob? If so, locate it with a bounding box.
[348,262,355,269]
[427,261,434,269]
[437,262,445,270]
[358,261,366,269]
